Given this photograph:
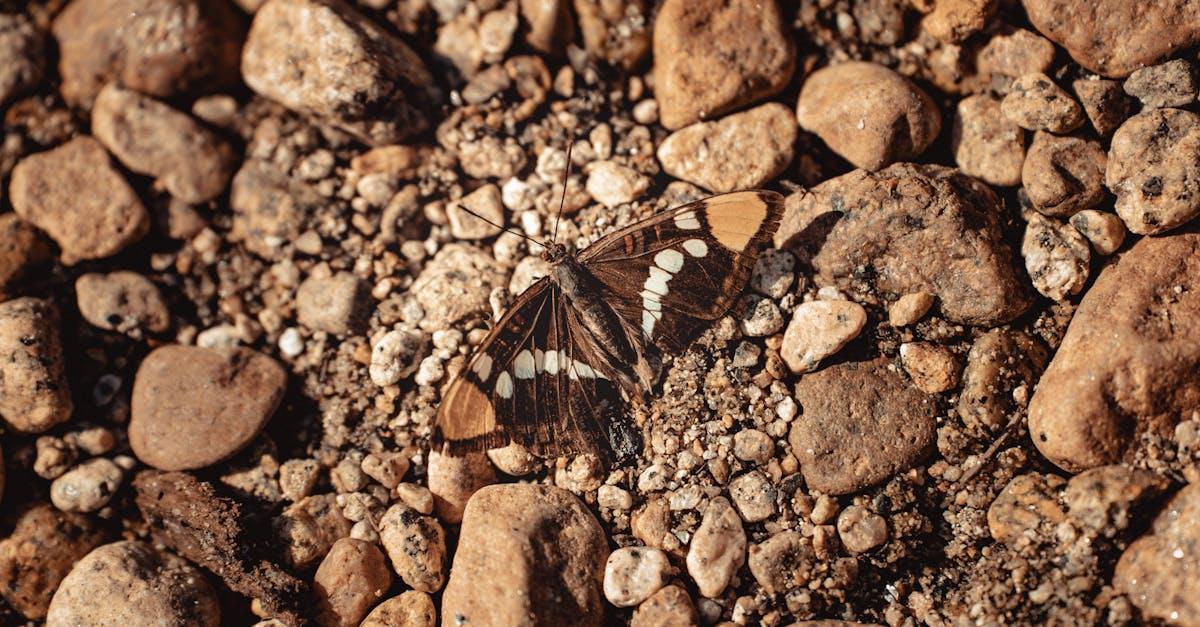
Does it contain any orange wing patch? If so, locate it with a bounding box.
[701,191,770,252]
[437,378,496,440]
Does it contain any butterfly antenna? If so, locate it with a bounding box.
[457,204,541,247]
[551,139,574,244]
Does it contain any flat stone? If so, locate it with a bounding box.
[1106,108,1200,235]
[1071,78,1133,136]
[952,94,1025,187]
[1001,73,1085,133]
[779,300,867,374]
[657,103,796,193]
[790,358,936,495]
[686,496,746,598]
[798,62,941,171]
[130,345,287,471]
[296,272,371,336]
[957,329,1049,432]
[1114,483,1200,625]
[1124,59,1198,109]
[653,0,794,130]
[442,484,607,626]
[0,504,107,620]
[75,272,170,336]
[1022,132,1107,217]
[987,473,1065,546]
[0,298,72,434]
[313,538,392,627]
[1028,231,1200,471]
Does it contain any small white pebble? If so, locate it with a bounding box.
[278,328,304,358]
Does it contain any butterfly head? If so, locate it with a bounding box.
[540,241,570,264]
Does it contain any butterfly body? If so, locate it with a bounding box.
[435,190,785,461]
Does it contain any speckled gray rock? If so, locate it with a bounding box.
[1123,59,1198,109]
[1001,73,1084,133]
[411,244,507,333]
[952,94,1025,187]
[1106,108,1200,235]
[0,298,72,434]
[1021,211,1090,302]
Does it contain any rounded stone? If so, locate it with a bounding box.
[360,591,436,627]
[1000,73,1085,133]
[75,271,170,336]
[780,300,867,374]
[0,504,107,620]
[313,538,393,627]
[1106,108,1200,235]
[427,450,497,524]
[1022,131,1107,217]
[686,496,746,598]
[836,506,888,553]
[603,546,672,607]
[0,298,72,434]
[657,103,796,193]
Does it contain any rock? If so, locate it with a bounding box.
[976,27,1055,80]
[653,0,794,130]
[229,159,326,260]
[487,442,541,476]
[776,165,1032,327]
[1029,231,1200,471]
[50,458,124,513]
[296,272,371,335]
[740,295,785,338]
[442,484,607,626]
[379,504,447,593]
[656,103,796,193]
[361,591,437,627]
[987,473,1065,545]
[0,504,107,620]
[797,62,941,171]
[686,496,746,598]
[314,538,393,627]
[952,94,1025,187]
[411,244,507,332]
[8,136,150,264]
[586,161,651,208]
[519,0,574,54]
[279,460,321,502]
[1001,73,1085,133]
[0,298,72,434]
[1106,108,1200,235]
[447,184,505,240]
[1021,211,1090,302]
[1114,483,1200,625]
[779,300,867,374]
[361,452,410,489]
[1022,132,1107,217]
[899,341,960,394]
[1123,59,1198,109]
[888,292,934,327]
[729,470,776,522]
[732,429,774,465]
[46,541,220,627]
[91,83,236,204]
[242,0,437,145]
[1071,78,1133,137]
[790,358,937,495]
[1070,209,1126,255]
[276,495,353,570]
[427,450,497,524]
[369,327,428,386]
[836,506,888,553]
[921,0,996,43]
[0,13,44,106]
[1021,0,1200,78]
[52,0,243,106]
[632,584,698,627]
[747,532,816,595]
[957,329,1048,432]
[75,272,170,336]
[1065,465,1168,536]
[130,345,287,471]
[574,0,650,70]
[750,249,796,299]
[0,214,51,299]
[604,547,672,607]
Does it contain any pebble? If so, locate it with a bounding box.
[604,546,672,607]
[395,483,435,515]
[279,459,320,502]
[129,345,287,471]
[1021,211,1091,302]
[297,272,371,335]
[888,292,934,327]
[1028,231,1200,471]
[747,531,816,595]
[0,214,50,299]
[0,504,106,620]
[976,27,1055,80]
[361,452,410,489]
[278,328,304,358]
[0,298,72,433]
[1106,108,1200,235]
[598,484,635,510]
[632,584,698,627]
[46,541,220,627]
[899,341,960,394]
[952,94,1025,187]
[1069,209,1126,255]
[779,300,867,374]
[75,271,170,336]
[1114,482,1200,625]
[686,496,746,598]
[575,0,650,69]
[733,429,774,465]
[1022,0,1200,77]
[92,82,236,203]
[9,136,149,264]
[241,0,436,145]
[448,184,505,240]
[797,61,941,171]
[921,0,994,43]
[51,0,243,106]
[986,473,1065,545]
[50,458,124,513]
[750,249,795,299]
[740,295,785,338]
[486,442,540,476]
[228,159,325,260]
[957,329,1048,431]
[411,244,507,332]
[656,103,796,193]
[1071,78,1133,136]
[1065,465,1167,535]
[427,450,497,524]
[442,484,607,625]
[519,0,573,53]
[276,494,352,570]
[1001,73,1085,133]
[586,160,651,208]
[1022,131,1107,217]
[1124,58,1198,109]
[0,13,43,106]
[361,591,437,627]
[790,358,936,494]
[778,165,1031,326]
[652,0,794,130]
[369,326,427,386]
[379,504,447,593]
[837,506,888,553]
[729,470,776,522]
[313,538,393,627]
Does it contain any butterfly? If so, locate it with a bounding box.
[433,190,785,462]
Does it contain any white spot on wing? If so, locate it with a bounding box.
[675,210,701,230]
[644,267,671,296]
[643,296,661,312]
[655,249,684,273]
[514,350,535,379]
[643,310,657,337]
[574,360,595,378]
[472,354,493,381]
[544,350,560,375]
[683,239,708,257]
[496,371,513,398]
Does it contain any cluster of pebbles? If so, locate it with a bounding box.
[1,0,1199,625]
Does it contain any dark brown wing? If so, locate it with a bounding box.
[579,190,784,352]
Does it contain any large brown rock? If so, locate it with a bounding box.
[0,298,72,434]
[0,504,107,620]
[776,164,1031,327]
[1021,0,1200,78]
[130,345,287,471]
[1114,483,1200,625]
[789,358,937,495]
[1028,231,1200,471]
[442,484,608,626]
[653,0,794,130]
